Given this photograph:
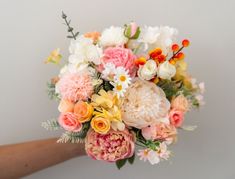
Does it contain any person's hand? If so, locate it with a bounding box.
[0,138,85,179]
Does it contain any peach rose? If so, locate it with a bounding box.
[58,112,82,132]
[171,94,189,112]
[85,129,135,162]
[58,99,74,113]
[90,116,110,134]
[74,101,93,123]
[169,109,184,128]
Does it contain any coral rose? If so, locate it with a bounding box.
[99,47,136,77]
[58,112,82,132]
[85,129,135,162]
[74,101,93,123]
[169,109,184,128]
[90,116,110,134]
[84,31,101,43]
[171,94,189,112]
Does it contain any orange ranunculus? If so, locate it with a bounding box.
[84,31,101,43]
[58,99,74,113]
[74,101,93,123]
[90,116,110,134]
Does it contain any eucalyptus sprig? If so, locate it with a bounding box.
[62,11,79,40]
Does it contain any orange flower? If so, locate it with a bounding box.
[149,48,166,63]
[74,101,93,123]
[135,57,147,66]
[84,31,101,43]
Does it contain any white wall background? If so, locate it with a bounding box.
[0,0,235,178]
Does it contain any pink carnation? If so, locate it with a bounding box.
[58,73,93,102]
[142,123,177,142]
[85,129,135,162]
[99,47,137,76]
[58,112,82,132]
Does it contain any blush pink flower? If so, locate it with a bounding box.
[169,109,184,127]
[58,73,93,102]
[58,112,82,132]
[142,123,177,142]
[85,129,135,162]
[99,47,137,77]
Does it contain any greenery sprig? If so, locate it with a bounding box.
[62,11,79,40]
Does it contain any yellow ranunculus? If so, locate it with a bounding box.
[91,116,110,134]
[45,48,62,64]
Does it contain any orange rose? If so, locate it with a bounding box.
[58,99,74,113]
[74,101,93,123]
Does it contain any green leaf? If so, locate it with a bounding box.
[67,35,73,38]
[41,119,60,130]
[127,153,135,164]
[116,159,127,170]
[74,31,80,37]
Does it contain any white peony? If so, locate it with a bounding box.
[158,61,176,80]
[138,60,158,80]
[99,26,128,47]
[69,35,102,66]
[121,79,170,129]
[139,26,178,54]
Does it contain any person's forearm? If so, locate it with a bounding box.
[0,138,85,179]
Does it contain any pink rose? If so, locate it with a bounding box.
[142,123,177,142]
[58,112,82,132]
[99,47,137,77]
[169,109,184,128]
[85,129,135,162]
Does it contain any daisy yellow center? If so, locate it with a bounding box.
[119,75,126,82]
[116,85,123,91]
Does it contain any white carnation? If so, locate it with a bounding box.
[138,60,158,80]
[99,26,128,47]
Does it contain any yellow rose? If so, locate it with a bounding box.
[74,101,93,123]
[91,116,110,134]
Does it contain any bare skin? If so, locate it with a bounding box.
[0,138,85,179]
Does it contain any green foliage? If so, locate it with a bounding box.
[41,119,61,130]
[62,11,79,40]
[47,82,60,100]
[127,153,135,164]
[103,80,114,91]
[157,80,179,100]
[116,158,127,169]
[57,122,90,143]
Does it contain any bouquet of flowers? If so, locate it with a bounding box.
[42,12,205,169]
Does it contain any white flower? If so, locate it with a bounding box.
[58,63,88,77]
[158,61,176,79]
[102,63,116,80]
[69,36,102,66]
[99,26,128,47]
[157,142,171,160]
[139,26,178,54]
[111,82,128,98]
[114,67,131,86]
[195,94,205,106]
[199,82,205,94]
[138,60,158,80]
[147,150,160,165]
[111,121,125,131]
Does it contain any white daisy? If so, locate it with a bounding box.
[111,82,128,98]
[114,66,132,86]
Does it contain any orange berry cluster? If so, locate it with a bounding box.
[149,48,166,64]
[170,39,190,64]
